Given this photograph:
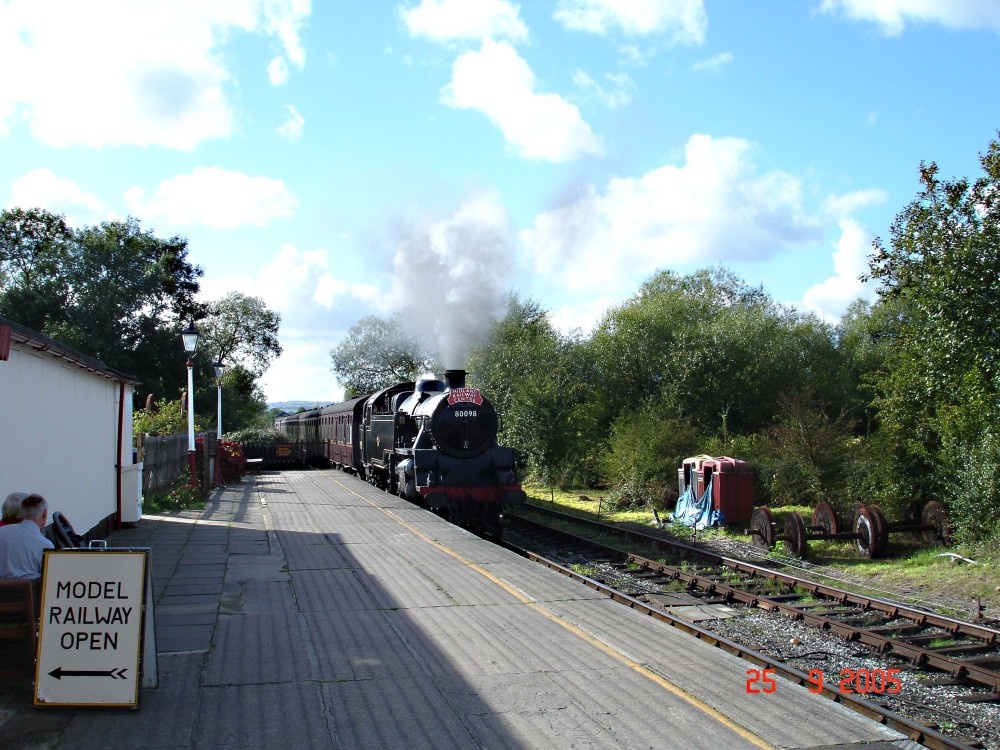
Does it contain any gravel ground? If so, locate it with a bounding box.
[542,531,1000,750]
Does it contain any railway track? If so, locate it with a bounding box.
[503,505,1000,750]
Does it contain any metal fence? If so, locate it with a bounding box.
[240,440,327,469]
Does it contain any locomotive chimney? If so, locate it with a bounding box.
[444,369,466,390]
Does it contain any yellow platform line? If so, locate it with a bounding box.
[329,474,773,750]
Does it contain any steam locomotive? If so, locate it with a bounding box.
[274,370,525,536]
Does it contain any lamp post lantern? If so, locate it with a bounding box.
[182,322,199,487]
[214,359,226,442]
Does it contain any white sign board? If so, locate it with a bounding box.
[34,549,149,708]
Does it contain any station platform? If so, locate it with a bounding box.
[0,470,919,749]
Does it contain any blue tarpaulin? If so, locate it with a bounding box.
[669,476,723,529]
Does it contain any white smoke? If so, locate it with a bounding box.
[390,194,514,368]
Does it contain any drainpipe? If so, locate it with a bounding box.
[116,380,125,530]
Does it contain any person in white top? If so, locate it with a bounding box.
[0,493,55,579]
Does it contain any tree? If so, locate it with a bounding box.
[0,213,206,401]
[330,315,440,395]
[468,295,598,487]
[589,267,836,437]
[211,363,270,433]
[197,292,282,377]
[0,207,74,330]
[863,134,1000,538]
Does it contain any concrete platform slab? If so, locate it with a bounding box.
[0,470,921,750]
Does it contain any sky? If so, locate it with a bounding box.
[2,0,999,403]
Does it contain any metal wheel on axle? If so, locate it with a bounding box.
[920,500,951,547]
[783,511,809,558]
[811,502,839,536]
[854,506,888,559]
[750,506,775,550]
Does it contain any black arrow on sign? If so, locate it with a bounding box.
[48,667,128,680]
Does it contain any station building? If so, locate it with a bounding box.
[0,315,142,539]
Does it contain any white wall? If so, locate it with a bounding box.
[0,343,131,534]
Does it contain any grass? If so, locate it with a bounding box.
[143,473,208,514]
[521,483,1000,620]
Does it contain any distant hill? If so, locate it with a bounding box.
[268,401,329,413]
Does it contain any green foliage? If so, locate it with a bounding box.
[760,392,860,512]
[937,394,1000,542]
[0,209,205,403]
[330,314,440,395]
[601,401,703,506]
[0,207,74,330]
[208,363,270,433]
[133,398,205,440]
[862,133,1000,534]
[144,472,205,514]
[468,295,597,487]
[198,292,282,378]
[224,427,289,444]
[589,267,840,438]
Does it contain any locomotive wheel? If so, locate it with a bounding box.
[783,511,809,558]
[749,506,775,550]
[854,506,888,559]
[811,502,839,536]
[920,500,951,546]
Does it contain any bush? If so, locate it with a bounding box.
[134,398,205,442]
[605,471,669,511]
[144,472,204,513]
[224,427,289,444]
[218,440,246,484]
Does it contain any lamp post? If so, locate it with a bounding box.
[214,359,226,441]
[181,322,199,487]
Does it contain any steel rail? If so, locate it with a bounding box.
[507,539,978,750]
[511,510,1000,694]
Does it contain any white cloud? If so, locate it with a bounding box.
[0,0,311,150]
[800,219,876,320]
[572,70,635,109]
[548,295,618,335]
[821,188,887,218]
[200,243,370,319]
[276,104,305,140]
[8,169,108,226]
[401,0,529,43]
[819,0,1000,36]
[521,134,821,295]
[691,51,733,73]
[259,334,342,403]
[268,56,290,86]
[442,39,603,162]
[124,167,297,229]
[199,242,378,402]
[554,0,707,43]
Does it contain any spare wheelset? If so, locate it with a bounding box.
[748,500,950,559]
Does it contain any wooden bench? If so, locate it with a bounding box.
[0,580,37,679]
[245,458,264,475]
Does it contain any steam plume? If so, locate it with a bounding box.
[390,195,513,368]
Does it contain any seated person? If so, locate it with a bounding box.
[0,492,27,527]
[0,494,55,579]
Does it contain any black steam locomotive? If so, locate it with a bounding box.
[275,370,525,536]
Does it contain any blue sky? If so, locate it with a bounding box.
[2,0,998,402]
